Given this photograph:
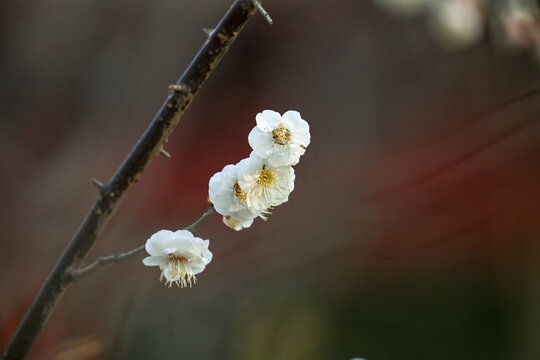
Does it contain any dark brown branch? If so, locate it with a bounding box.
[2,1,257,359]
[72,206,216,281]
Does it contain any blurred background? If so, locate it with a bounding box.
[2,0,540,359]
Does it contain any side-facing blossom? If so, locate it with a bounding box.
[236,152,295,212]
[142,229,212,288]
[248,110,310,167]
[208,163,259,231]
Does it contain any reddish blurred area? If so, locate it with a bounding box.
[361,105,540,269]
[2,0,540,359]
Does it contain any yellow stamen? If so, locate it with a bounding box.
[257,169,274,188]
[272,126,290,145]
[160,255,196,288]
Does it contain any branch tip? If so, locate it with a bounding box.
[250,0,273,24]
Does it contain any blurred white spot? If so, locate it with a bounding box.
[428,0,485,51]
[491,0,540,51]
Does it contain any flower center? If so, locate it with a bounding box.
[233,182,247,205]
[257,169,274,188]
[272,126,290,145]
[160,255,197,288]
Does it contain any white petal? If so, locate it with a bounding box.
[220,164,237,183]
[190,258,207,275]
[223,215,254,231]
[172,229,195,240]
[208,173,226,196]
[282,111,310,147]
[212,195,233,216]
[200,247,213,264]
[208,165,236,197]
[273,166,295,206]
[283,110,308,130]
[209,164,240,216]
[246,188,273,212]
[162,247,177,255]
[248,127,275,158]
[292,131,311,148]
[277,165,295,186]
[256,110,281,132]
[235,206,259,220]
[192,236,210,249]
[241,217,254,228]
[145,230,174,256]
[267,146,298,167]
[281,110,303,125]
[166,236,197,255]
[142,256,165,267]
[236,154,263,191]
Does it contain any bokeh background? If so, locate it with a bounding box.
[2,0,540,359]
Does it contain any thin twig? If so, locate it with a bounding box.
[2,1,257,359]
[183,206,217,232]
[74,245,146,280]
[72,206,216,281]
[250,0,273,24]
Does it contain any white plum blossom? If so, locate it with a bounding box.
[236,152,295,212]
[142,229,213,288]
[248,110,310,167]
[208,163,259,231]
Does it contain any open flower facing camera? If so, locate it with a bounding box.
[236,152,295,212]
[248,110,311,167]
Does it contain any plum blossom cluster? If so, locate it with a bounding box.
[141,110,310,288]
[209,110,311,230]
[372,0,540,58]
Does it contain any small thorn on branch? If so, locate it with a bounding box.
[160,147,171,158]
[168,84,188,94]
[250,0,273,24]
[92,178,104,190]
[203,27,215,37]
